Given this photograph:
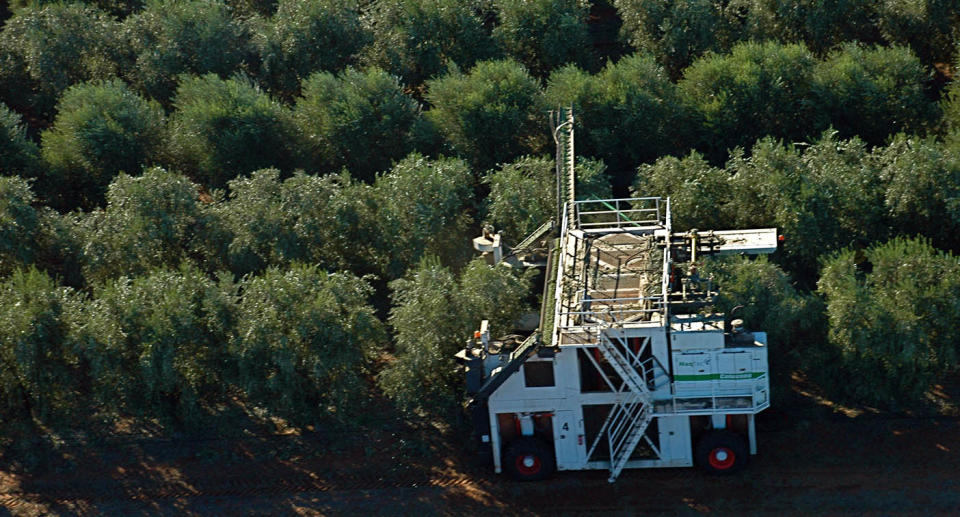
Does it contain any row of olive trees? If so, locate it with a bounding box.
[634,131,960,283]
[548,42,941,175]
[0,0,597,120]
[4,69,432,210]
[0,263,384,428]
[0,154,479,289]
[615,0,960,77]
[2,41,946,212]
[4,1,955,115]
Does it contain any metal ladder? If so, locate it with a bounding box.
[595,332,656,482]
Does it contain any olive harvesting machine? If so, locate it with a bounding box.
[456,109,779,482]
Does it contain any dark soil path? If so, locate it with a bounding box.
[3,407,959,516]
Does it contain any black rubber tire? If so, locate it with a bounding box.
[695,429,748,475]
[503,437,556,481]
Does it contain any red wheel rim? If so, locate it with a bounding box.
[515,454,542,475]
[708,447,736,470]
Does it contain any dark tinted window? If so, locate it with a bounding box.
[524,361,555,387]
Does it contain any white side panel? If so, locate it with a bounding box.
[552,410,585,470]
[656,416,693,465]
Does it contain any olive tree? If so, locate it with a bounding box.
[165,74,298,189]
[294,68,424,181]
[0,176,42,276]
[78,167,213,285]
[726,133,887,284]
[877,0,960,66]
[702,256,825,405]
[231,264,384,423]
[74,264,236,425]
[40,79,165,210]
[878,135,960,252]
[123,0,251,103]
[379,257,531,413]
[733,0,882,56]
[361,0,497,87]
[493,0,595,77]
[811,44,937,146]
[546,55,692,177]
[631,151,729,231]
[817,237,960,409]
[372,154,475,279]
[484,155,610,243]
[679,41,819,160]
[0,268,81,423]
[614,0,728,77]
[0,2,121,119]
[944,50,960,149]
[255,0,369,99]
[0,104,39,180]
[426,60,546,171]
[215,168,378,276]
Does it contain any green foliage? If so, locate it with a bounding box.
[492,0,595,77]
[878,134,960,252]
[727,133,887,283]
[1,170,84,285]
[876,0,960,65]
[227,0,277,17]
[123,0,251,103]
[77,167,213,285]
[231,264,384,423]
[255,0,369,99]
[546,55,691,176]
[614,0,728,77]
[165,74,298,189]
[33,208,85,288]
[214,168,378,276]
[703,256,826,405]
[0,176,41,275]
[74,264,235,425]
[484,155,610,242]
[426,59,546,171]
[0,104,39,179]
[219,156,474,281]
[817,237,960,409]
[811,44,937,146]
[0,2,122,119]
[379,257,531,413]
[944,54,960,149]
[362,0,497,87]
[295,68,424,181]
[632,151,728,231]
[40,79,165,210]
[373,154,475,279]
[85,0,147,17]
[0,268,80,423]
[738,0,882,56]
[679,41,819,160]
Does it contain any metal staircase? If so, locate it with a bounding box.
[594,332,656,482]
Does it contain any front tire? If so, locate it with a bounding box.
[503,437,555,481]
[695,429,748,475]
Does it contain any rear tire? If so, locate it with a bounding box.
[695,429,748,475]
[503,437,555,481]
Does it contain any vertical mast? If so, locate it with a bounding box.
[552,107,576,229]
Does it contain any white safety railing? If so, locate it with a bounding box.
[655,374,771,415]
[574,197,664,231]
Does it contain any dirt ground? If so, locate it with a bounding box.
[3,396,960,516]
